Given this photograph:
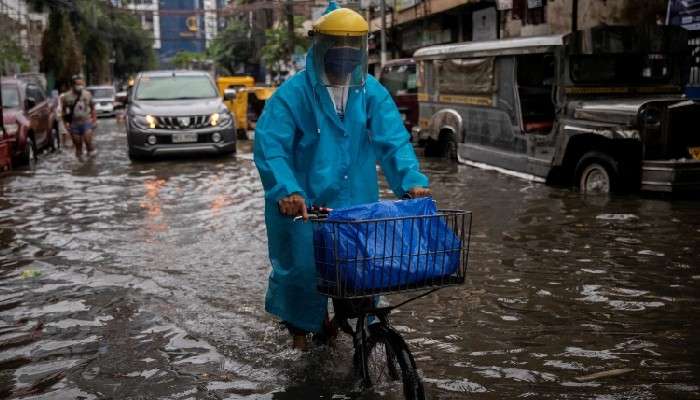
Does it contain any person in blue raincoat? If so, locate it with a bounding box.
[253,4,431,350]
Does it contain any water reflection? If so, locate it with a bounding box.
[0,119,698,399]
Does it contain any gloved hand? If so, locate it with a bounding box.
[278,193,308,220]
[408,187,432,198]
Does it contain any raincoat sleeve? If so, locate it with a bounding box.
[253,95,306,202]
[368,89,429,197]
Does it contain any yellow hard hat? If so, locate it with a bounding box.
[313,8,369,37]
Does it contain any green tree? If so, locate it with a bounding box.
[208,20,255,74]
[172,51,207,69]
[0,41,30,75]
[40,10,83,91]
[260,18,308,76]
[109,9,156,80]
[30,0,155,88]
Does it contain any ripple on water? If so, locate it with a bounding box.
[423,377,488,393]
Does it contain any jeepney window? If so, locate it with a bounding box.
[517,54,555,133]
[570,54,672,84]
[437,58,495,95]
[417,61,434,95]
[380,63,417,96]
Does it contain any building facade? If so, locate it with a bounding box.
[367,0,669,67]
[118,0,228,65]
[0,0,48,74]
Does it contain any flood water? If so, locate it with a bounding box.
[1,119,699,399]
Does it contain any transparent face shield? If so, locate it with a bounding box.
[312,33,368,87]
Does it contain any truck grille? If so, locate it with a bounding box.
[155,115,211,130]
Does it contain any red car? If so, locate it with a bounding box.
[378,59,418,133]
[1,77,60,167]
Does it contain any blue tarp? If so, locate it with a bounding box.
[314,198,461,293]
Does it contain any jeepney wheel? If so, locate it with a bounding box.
[575,152,619,195]
[425,131,458,161]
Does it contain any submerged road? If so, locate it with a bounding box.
[0,118,699,399]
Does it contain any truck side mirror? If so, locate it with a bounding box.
[223,89,237,101]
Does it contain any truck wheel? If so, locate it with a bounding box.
[18,137,37,168]
[49,125,60,152]
[575,152,619,194]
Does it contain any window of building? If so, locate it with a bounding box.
[512,0,547,26]
[142,12,154,31]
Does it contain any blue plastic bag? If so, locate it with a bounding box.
[314,198,461,294]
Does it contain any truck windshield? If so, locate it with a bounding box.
[89,88,114,99]
[136,75,218,100]
[570,54,672,84]
[380,64,417,96]
[1,86,20,108]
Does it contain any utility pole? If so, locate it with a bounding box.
[571,0,578,32]
[1,79,5,137]
[287,0,294,57]
[380,0,387,67]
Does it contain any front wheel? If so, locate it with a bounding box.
[424,131,458,161]
[575,151,620,195]
[361,324,425,400]
[17,137,37,168]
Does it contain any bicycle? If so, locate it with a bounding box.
[305,202,472,400]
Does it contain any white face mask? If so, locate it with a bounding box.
[73,85,84,92]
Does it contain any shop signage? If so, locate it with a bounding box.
[527,0,543,8]
[666,0,700,30]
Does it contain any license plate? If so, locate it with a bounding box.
[690,147,700,160]
[172,133,198,143]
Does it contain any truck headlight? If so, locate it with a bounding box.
[132,114,157,129]
[145,115,156,129]
[210,111,231,127]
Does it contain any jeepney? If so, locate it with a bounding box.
[216,76,275,138]
[413,25,700,194]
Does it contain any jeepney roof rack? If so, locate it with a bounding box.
[413,34,565,60]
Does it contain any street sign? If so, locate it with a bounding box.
[528,0,543,8]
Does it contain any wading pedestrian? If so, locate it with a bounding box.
[61,75,97,161]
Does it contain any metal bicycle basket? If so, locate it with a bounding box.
[312,209,472,299]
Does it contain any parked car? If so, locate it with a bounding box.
[378,58,418,133]
[14,72,47,92]
[87,85,116,117]
[412,25,700,194]
[1,77,60,167]
[126,70,236,160]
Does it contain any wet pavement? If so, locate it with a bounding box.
[0,118,699,399]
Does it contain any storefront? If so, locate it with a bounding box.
[667,0,700,98]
